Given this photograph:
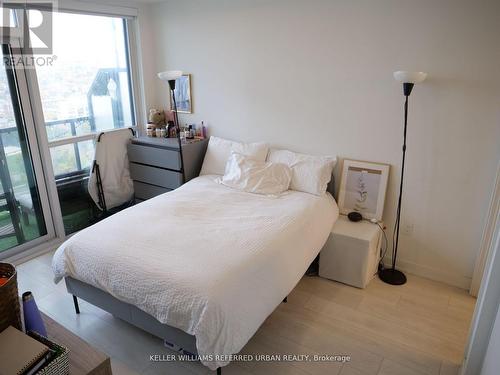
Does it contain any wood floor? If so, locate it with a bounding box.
[15,251,476,375]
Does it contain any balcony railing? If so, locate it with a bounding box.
[45,116,92,173]
[0,116,92,181]
[2,115,138,189]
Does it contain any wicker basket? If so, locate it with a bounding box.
[28,331,70,375]
[0,262,22,332]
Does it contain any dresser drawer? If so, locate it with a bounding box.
[130,163,183,189]
[128,143,181,171]
[133,181,171,200]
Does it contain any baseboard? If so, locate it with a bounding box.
[5,238,64,266]
[383,258,472,290]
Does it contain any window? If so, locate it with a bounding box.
[35,12,135,178]
[0,4,139,256]
[34,11,136,234]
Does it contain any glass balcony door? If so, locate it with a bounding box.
[0,6,140,258]
[0,42,54,257]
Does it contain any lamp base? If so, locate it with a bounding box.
[378,268,407,285]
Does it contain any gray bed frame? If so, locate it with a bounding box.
[64,277,208,368]
[66,277,288,374]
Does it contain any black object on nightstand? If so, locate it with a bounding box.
[127,137,208,203]
[348,211,363,222]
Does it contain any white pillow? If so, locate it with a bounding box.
[220,153,291,195]
[267,149,336,196]
[200,136,269,176]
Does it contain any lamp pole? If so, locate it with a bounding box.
[393,92,409,272]
[168,79,186,183]
[379,91,410,285]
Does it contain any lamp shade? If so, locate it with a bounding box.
[393,71,427,84]
[158,70,183,82]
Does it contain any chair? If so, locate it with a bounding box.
[88,128,135,216]
[0,192,23,242]
[0,136,25,244]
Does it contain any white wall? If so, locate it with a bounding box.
[142,0,500,288]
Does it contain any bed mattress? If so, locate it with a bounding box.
[52,175,338,370]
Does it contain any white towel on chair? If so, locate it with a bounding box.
[88,128,134,210]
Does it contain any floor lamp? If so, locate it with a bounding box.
[158,70,186,183]
[379,71,427,286]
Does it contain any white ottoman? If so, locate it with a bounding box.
[319,215,383,288]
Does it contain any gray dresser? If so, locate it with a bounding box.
[127,136,209,202]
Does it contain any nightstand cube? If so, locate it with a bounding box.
[319,215,383,288]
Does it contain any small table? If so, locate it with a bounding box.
[319,215,383,288]
[42,313,112,375]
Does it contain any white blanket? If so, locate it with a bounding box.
[53,175,338,370]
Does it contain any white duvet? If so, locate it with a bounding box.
[52,175,338,370]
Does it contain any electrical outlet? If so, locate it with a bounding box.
[402,223,414,236]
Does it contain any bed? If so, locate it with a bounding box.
[52,174,339,372]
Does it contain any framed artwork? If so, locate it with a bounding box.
[338,159,390,221]
[169,73,192,113]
